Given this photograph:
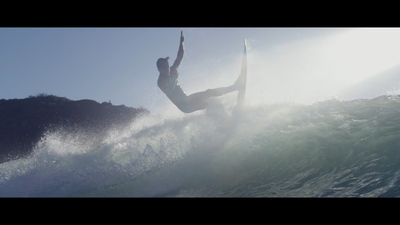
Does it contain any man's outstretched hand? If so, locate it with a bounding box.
[180,30,185,43]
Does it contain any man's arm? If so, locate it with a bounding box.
[172,31,184,69]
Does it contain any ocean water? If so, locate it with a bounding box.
[1,95,400,197]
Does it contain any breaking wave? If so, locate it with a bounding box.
[2,95,400,197]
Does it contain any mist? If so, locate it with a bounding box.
[148,28,400,115]
[242,28,400,106]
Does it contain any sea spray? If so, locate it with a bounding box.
[2,96,400,196]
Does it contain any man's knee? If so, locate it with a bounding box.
[177,103,195,113]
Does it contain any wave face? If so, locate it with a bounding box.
[2,95,400,197]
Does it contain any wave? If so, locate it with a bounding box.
[2,95,400,197]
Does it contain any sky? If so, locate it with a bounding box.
[1,27,400,114]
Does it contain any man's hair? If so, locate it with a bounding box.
[156,57,169,70]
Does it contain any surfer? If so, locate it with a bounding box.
[157,31,245,113]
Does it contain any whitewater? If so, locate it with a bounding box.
[1,93,400,197]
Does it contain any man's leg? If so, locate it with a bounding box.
[185,84,237,112]
[198,74,243,99]
[206,85,237,97]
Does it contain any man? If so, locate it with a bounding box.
[157,31,243,113]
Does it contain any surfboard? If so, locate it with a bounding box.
[236,38,247,109]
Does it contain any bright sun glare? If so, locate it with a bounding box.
[246,28,400,105]
[322,28,400,85]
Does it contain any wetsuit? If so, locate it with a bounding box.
[157,66,193,113]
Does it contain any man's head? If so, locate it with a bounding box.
[157,57,170,74]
